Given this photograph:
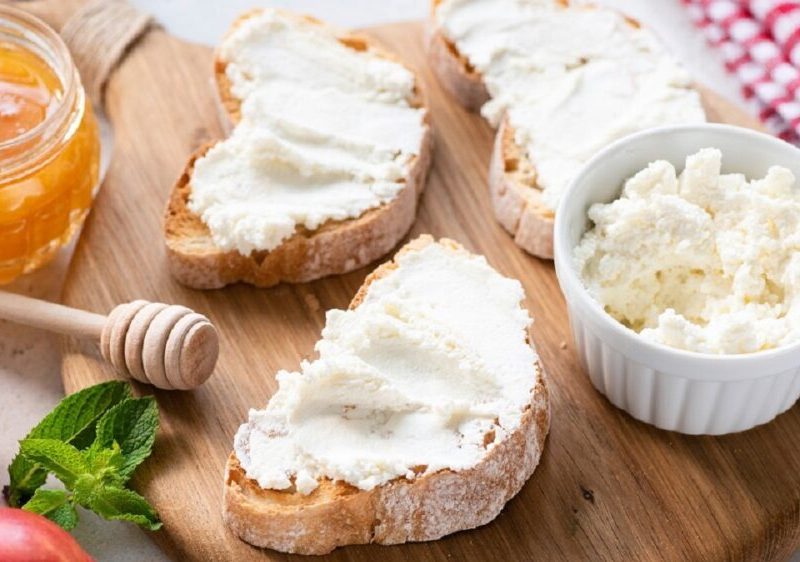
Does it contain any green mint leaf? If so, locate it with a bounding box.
[19,439,89,489]
[71,473,99,506]
[86,485,161,531]
[22,488,68,513]
[22,488,79,530]
[6,459,47,508]
[22,380,130,447]
[48,501,79,530]
[7,381,131,506]
[85,441,124,473]
[92,397,159,481]
[84,443,125,488]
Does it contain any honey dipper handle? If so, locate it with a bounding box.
[0,291,106,340]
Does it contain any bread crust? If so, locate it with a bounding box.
[489,117,555,259]
[222,236,551,554]
[163,9,433,288]
[425,23,489,112]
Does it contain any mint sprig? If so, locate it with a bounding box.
[5,382,161,531]
[7,380,130,507]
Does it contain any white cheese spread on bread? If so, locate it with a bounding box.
[435,0,706,211]
[189,10,426,255]
[575,148,800,354]
[234,241,538,494]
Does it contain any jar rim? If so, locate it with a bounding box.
[0,4,80,160]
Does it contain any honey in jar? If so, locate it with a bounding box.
[0,6,100,284]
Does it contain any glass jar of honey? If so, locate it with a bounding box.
[0,5,100,284]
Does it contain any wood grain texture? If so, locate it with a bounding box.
[56,19,800,562]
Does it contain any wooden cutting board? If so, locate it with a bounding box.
[50,11,800,562]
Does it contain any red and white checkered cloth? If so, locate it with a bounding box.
[749,0,800,65]
[684,0,800,142]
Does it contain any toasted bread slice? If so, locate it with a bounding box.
[223,236,550,555]
[428,0,706,260]
[427,0,558,259]
[164,10,432,289]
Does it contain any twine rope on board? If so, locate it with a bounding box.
[60,0,155,108]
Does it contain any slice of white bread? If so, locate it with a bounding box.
[164,10,432,289]
[427,0,701,260]
[426,0,556,258]
[223,236,550,554]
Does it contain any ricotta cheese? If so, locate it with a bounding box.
[234,241,538,494]
[189,10,426,255]
[435,0,706,210]
[574,148,800,355]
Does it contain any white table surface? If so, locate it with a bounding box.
[0,1,785,560]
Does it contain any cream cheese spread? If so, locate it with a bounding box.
[435,0,707,210]
[234,241,538,494]
[189,10,426,255]
[575,148,800,355]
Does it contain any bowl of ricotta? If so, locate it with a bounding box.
[553,124,800,435]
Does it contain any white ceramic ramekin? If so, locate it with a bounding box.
[553,124,800,435]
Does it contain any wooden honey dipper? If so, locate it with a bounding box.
[0,291,218,390]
